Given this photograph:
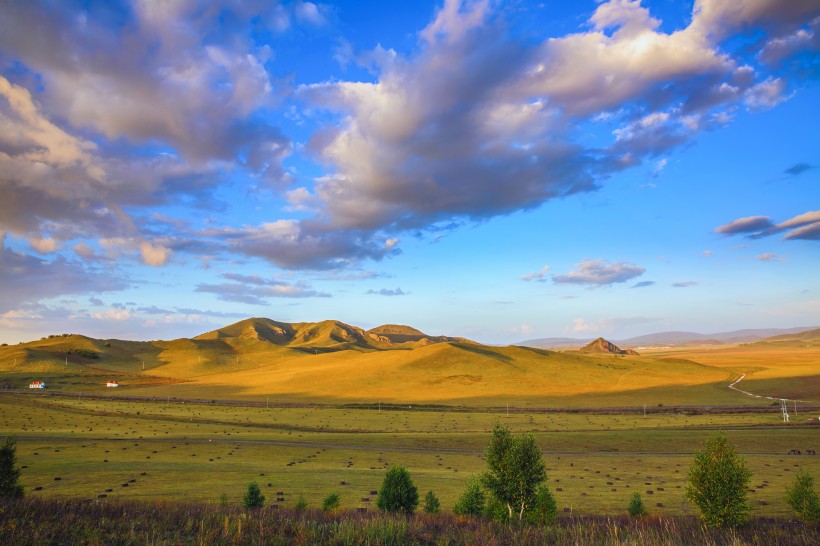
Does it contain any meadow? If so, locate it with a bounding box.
[2,393,818,518]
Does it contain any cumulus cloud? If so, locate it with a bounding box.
[716,210,820,241]
[366,288,407,296]
[1,0,819,276]
[195,273,330,304]
[553,259,645,286]
[521,266,551,282]
[0,235,127,313]
[291,0,820,265]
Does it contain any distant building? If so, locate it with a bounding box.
[29,381,46,389]
[106,380,119,388]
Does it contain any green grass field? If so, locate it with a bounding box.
[3,393,819,517]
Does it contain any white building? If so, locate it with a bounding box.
[29,381,46,389]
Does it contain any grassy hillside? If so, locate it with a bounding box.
[2,318,818,406]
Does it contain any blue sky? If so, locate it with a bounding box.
[0,0,818,345]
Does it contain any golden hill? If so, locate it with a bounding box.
[0,317,751,406]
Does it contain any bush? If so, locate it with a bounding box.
[322,492,341,512]
[377,466,419,514]
[786,469,820,522]
[0,436,24,499]
[454,478,485,517]
[219,493,228,507]
[294,495,308,511]
[242,481,264,508]
[627,492,647,518]
[524,485,558,525]
[686,431,751,527]
[423,490,440,514]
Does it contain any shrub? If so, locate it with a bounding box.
[219,493,228,507]
[686,431,751,527]
[482,424,546,522]
[423,490,440,514]
[377,466,419,514]
[242,481,264,508]
[786,468,820,522]
[0,436,24,499]
[627,492,647,518]
[454,478,485,516]
[525,485,558,525]
[322,492,341,512]
[294,495,308,511]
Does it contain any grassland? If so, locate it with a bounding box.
[3,393,819,518]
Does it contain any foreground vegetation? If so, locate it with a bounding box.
[1,497,818,546]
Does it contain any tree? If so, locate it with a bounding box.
[685,431,751,527]
[525,485,558,525]
[376,466,419,514]
[482,424,547,522]
[453,478,485,516]
[0,436,24,499]
[423,490,441,514]
[627,492,647,518]
[294,495,308,511]
[322,492,341,512]
[242,481,264,508]
[786,468,820,522]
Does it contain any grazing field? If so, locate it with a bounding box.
[3,393,819,518]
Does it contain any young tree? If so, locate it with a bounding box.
[524,485,558,525]
[242,481,265,508]
[376,466,419,514]
[423,490,441,514]
[786,468,820,522]
[0,436,24,499]
[322,492,341,512]
[294,495,308,511]
[685,431,751,527]
[482,424,547,522]
[627,492,647,518]
[453,478,485,516]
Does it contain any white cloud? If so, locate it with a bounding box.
[139,241,172,267]
[521,265,551,282]
[553,259,645,286]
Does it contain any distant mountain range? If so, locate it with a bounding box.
[517,326,820,349]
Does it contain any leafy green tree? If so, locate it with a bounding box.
[322,492,341,512]
[786,468,820,522]
[0,436,24,499]
[242,481,265,508]
[423,490,441,514]
[482,424,547,522]
[525,485,558,525]
[685,431,751,527]
[627,492,647,518]
[453,478,485,516]
[376,466,419,514]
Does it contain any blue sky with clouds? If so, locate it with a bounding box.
[0,0,818,344]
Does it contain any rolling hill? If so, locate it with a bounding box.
[2,317,808,406]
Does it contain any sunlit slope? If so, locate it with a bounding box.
[642,337,820,402]
[160,342,734,404]
[2,319,784,405]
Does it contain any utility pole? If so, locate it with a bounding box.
[643,405,646,418]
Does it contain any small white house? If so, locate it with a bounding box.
[29,381,46,389]
[106,380,119,388]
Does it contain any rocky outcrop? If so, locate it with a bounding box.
[580,337,639,355]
